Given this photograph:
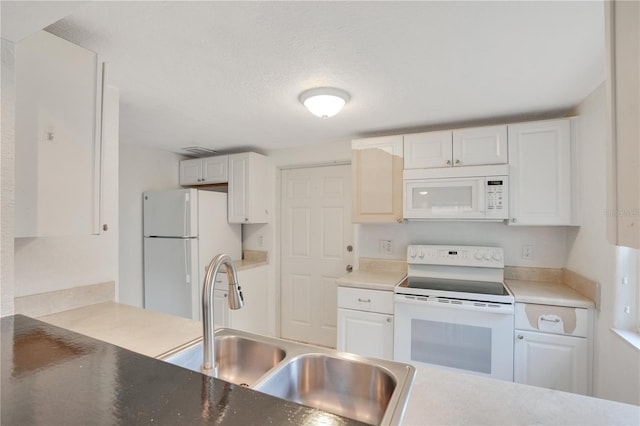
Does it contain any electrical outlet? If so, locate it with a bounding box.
[257,235,264,247]
[521,245,533,260]
[379,240,393,255]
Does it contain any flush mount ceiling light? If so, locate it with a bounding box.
[299,87,350,119]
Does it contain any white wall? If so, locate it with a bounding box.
[359,222,567,267]
[118,144,186,307]
[566,84,640,405]
[1,39,16,317]
[266,137,566,267]
[13,86,119,299]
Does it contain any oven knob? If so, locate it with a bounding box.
[493,253,502,261]
[484,253,492,261]
[409,249,416,259]
[418,251,425,259]
[474,252,483,260]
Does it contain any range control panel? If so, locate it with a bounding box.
[407,245,504,268]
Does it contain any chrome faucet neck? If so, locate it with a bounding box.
[201,253,244,374]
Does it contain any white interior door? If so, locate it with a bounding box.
[280,165,353,347]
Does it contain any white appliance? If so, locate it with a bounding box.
[394,244,515,381]
[403,164,508,220]
[143,189,241,320]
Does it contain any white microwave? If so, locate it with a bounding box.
[403,165,509,220]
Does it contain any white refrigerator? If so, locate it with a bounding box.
[143,188,241,320]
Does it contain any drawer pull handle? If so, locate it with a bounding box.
[358,298,371,303]
[540,317,560,323]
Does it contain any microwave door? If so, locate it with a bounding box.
[404,178,485,219]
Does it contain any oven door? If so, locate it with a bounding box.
[394,294,514,381]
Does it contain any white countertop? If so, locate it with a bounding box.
[39,301,202,358]
[403,365,639,425]
[336,270,406,291]
[38,302,638,425]
[506,279,595,308]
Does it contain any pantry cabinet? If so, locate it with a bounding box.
[15,30,106,237]
[179,156,228,185]
[228,152,270,223]
[508,118,577,226]
[403,125,507,169]
[513,302,591,395]
[352,136,404,223]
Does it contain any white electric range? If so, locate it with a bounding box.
[394,244,515,381]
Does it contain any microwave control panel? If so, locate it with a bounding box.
[485,175,508,219]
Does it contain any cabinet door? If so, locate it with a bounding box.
[404,131,453,169]
[352,136,404,223]
[228,153,270,223]
[452,125,508,166]
[180,159,202,185]
[201,155,228,184]
[230,266,268,335]
[15,30,104,237]
[508,119,573,225]
[514,330,588,395]
[213,290,231,328]
[337,308,393,359]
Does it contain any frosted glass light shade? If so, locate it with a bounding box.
[299,87,350,119]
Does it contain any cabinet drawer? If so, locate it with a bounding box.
[515,303,589,337]
[337,287,394,314]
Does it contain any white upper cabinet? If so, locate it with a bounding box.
[15,31,106,237]
[352,135,404,223]
[404,131,453,169]
[403,126,507,169]
[452,125,508,167]
[508,118,577,226]
[228,152,270,224]
[179,155,228,185]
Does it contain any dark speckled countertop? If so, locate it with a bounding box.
[1,315,366,426]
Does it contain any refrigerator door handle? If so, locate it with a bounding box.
[184,240,191,284]
[183,192,190,237]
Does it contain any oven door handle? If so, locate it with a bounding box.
[394,294,514,315]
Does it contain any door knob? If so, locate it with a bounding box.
[346,245,353,252]
[346,265,353,272]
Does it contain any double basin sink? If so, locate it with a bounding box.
[159,328,415,425]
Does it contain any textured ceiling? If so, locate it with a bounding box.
[17,1,606,154]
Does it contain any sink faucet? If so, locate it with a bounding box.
[201,253,244,375]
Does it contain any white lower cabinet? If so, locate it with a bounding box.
[514,330,588,395]
[337,308,393,359]
[213,287,231,328]
[513,302,591,395]
[213,265,268,335]
[231,265,268,335]
[337,286,394,359]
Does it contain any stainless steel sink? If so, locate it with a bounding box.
[159,328,415,425]
[254,353,397,425]
[161,333,286,387]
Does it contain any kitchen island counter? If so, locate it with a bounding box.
[1,315,363,426]
[33,302,640,425]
